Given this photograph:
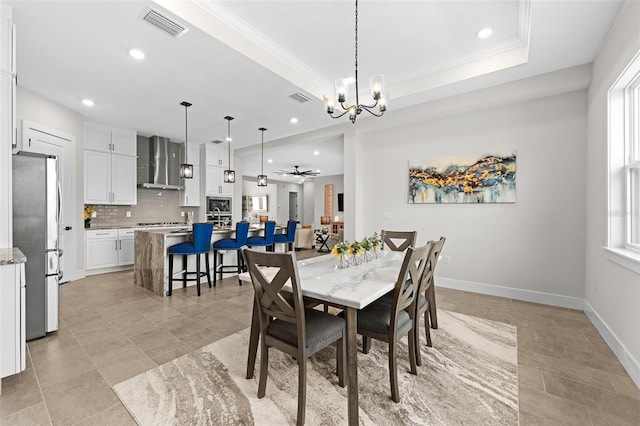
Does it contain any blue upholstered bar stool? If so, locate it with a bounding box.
[167,223,214,297]
[273,220,297,252]
[247,220,276,252]
[213,221,250,286]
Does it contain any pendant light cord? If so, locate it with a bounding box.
[354,0,359,107]
[184,105,188,163]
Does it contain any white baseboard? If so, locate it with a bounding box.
[437,277,584,310]
[583,300,640,389]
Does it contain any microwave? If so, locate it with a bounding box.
[206,196,232,215]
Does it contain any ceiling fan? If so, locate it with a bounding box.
[276,165,320,177]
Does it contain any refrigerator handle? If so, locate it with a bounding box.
[57,179,62,224]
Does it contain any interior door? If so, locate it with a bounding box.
[289,192,298,221]
[22,121,76,282]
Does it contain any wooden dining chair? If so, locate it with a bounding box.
[381,230,417,252]
[351,243,431,403]
[422,236,446,331]
[243,249,346,425]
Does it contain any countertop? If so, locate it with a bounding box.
[0,248,27,265]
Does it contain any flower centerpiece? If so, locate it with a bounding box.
[348,240,364,265]
[370,232,382,258]
[84,205,94,228]
[360,236,373,262]
[331,240,350,269]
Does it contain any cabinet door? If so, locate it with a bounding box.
[111,128,137,156]
[117,229,136,266]
[182,164,200,206]
[84,151,111,204]
[204,144,226,166]
[205,165,222,195]
[0,263,21,378]
[111,154,137,205]
[86,236,118,269]
[84,123,112,153]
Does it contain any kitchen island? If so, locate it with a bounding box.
[133,225,279,297]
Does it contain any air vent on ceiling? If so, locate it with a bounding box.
[211,140,224,144]
[289,92,312,103]
[139,7,188,38]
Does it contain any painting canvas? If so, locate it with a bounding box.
[409,152,516,204]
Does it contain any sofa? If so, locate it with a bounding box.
[294,225,315,249]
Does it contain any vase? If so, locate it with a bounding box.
[84,218,91,228]
[334,254,349,270]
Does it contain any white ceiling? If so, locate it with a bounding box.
[6,0,625,182]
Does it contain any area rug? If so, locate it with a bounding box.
[113,310,518,425]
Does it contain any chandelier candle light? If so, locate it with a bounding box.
[257,127,267,187]
[179,101,193,179]
[323,0,387,123]
[223,115,235,183]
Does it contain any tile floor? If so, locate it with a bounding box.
[0,250,638,425]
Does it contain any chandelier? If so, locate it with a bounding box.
[323,0,387,123]
[257,127,267,187]
[179,101,193,179]
[223,116,235,183]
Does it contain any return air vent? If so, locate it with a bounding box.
[139,7,188,38]
[289,92,312,103]
[211,140,224,144]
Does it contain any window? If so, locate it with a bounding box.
[608,50,640,268]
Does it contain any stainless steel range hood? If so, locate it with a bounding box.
[137,136,184,190]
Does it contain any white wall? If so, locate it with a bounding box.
[302,180,315,226]
[359,90,587,302]
[584,0,640,387]
[276,181,304,224]
[16,86,84,279]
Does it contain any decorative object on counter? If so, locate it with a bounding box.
[257,127,268,187]
[331,240,349,269]
[323,0,387,124]
[186,211,194,226]
[223,116,236,183]
[167,222,213,297]
[348,240,364,265]
[84,205,94,228]
[179,101,193,179]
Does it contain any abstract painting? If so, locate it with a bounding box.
[409,152,516,204]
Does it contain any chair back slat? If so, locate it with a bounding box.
[414,241,436,298]
[425,237,446,290]
[390,243,431,323]
[381,230,417,252]
[243,249,304,334]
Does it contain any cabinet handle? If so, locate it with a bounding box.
[95,232,110,235]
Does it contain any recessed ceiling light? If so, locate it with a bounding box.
[316,169,320,173]
[129,48,145,60]
[290,117,299,124]
[313,150,319,156]
[477,27,492,39]
[268,158,273,163]
[82,99,95,107]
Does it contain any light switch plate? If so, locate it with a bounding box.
[382,212,392,220]
[125,211,131,218]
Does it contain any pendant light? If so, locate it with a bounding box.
[179,101,193,178]
[223,115,235,183]
[257,127,267,187]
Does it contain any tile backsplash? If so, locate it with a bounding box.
[86,188,199,228]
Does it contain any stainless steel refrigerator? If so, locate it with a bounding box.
[12,152,61,341]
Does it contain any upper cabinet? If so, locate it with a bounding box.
[84,122,136,156]
[83,122,137,205]
[201,143,233,197]
[201,143,227,167]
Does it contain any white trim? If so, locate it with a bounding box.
[437,277,584,310]
[604,246,640,274]
[584,300,640,389]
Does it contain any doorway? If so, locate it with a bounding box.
[288,191,298,222]
[21,120,76,282]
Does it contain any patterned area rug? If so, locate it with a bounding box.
[114,310,518,425]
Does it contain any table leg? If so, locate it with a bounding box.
[246,299,259,379]
[345,307,358,426]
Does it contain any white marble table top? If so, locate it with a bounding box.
[239,250,404,310]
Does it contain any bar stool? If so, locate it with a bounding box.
[247,220,276,252]
[213,221,250,286]
[167,223,214,297]
[273,220,297,252]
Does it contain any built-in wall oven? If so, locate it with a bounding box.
[206,196,232,215]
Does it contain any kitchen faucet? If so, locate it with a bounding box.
[214,207,222,227]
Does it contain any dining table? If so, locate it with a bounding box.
[238,249,405,426]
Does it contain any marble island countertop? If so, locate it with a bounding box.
[0,248,27,265]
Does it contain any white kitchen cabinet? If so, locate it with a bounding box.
[181,164,200,206]
[84,122,136,156]
[201,143,226,166]
[84,151,137,205]
[86,228,137,271]
[204,165,233,196]
[0,260,26,384]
